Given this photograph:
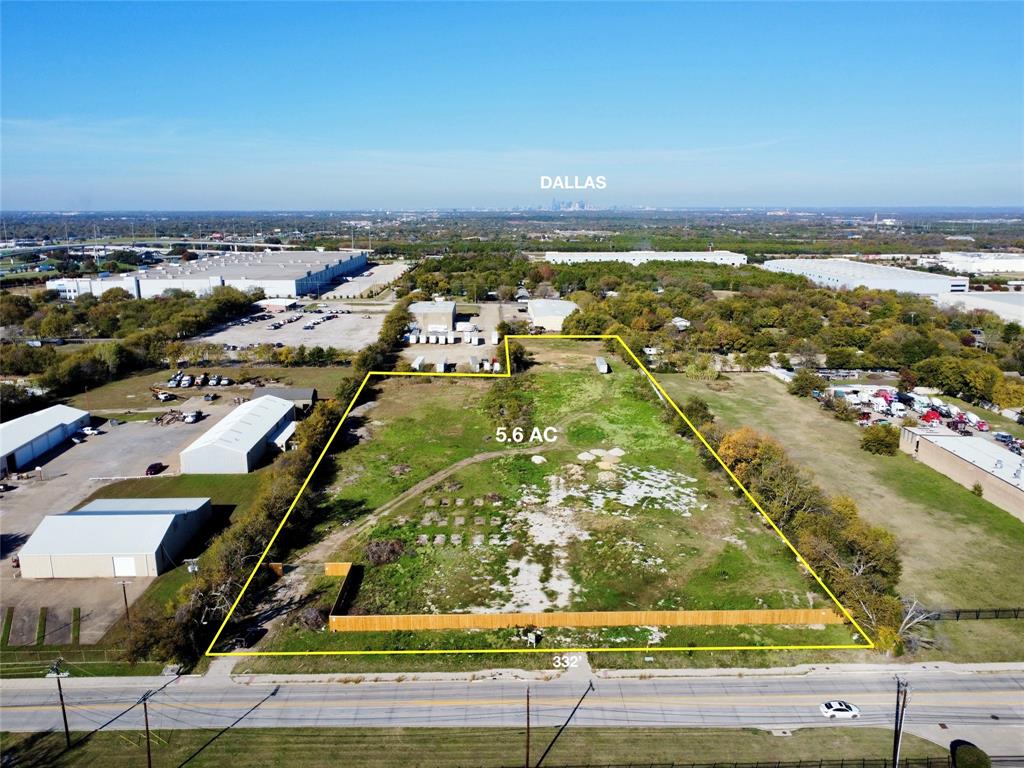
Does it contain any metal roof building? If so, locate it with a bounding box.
[180,396,295,474]
[46,249,368,300]
[1,404,91,475]
[761,258,969,296]
[527,299,579,332]
[543,250,747,266]
[252,386,318,411]
[18,497,212,579]
[409,300,457,332]
[900,426,1024,522]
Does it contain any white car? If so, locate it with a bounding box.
[820,700,860,719]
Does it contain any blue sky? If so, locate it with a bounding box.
[2,2,1021,210]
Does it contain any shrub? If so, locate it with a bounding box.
[971,482,984,497]
[860,424,900,455]
[788,368,827,397]
[365,539,406,566]
[953,744,991,768]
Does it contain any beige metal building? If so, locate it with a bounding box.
[900,426,1024,522]
[17,498,212,579]
[409,300,457,332]
[527,299,579,332]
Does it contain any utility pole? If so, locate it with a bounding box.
[892,676,911,767]
[117,580,132,627]
[535,681,594,767]
[49,658,71,749]
[139,689,154,768]
[525,687,530,768]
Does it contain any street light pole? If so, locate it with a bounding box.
[49,658,71,749]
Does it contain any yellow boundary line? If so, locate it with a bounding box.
[207,335,875,657]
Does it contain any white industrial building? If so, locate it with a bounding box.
[900,426,1023,521]
[544,250,747,266]
[934,293,1024,323]
[409,300,457,332]
[180,396,295,474]
[1,404,91,474]
[761,258,969,296]
[18,497,212,579]
[46,249,369,300]
[527,299,579,332]
[917,252,1024,275]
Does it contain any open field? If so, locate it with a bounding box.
[658,372,1024,663]
[0,726,946,767]
[68,366,351,412]
[247,341,857,670]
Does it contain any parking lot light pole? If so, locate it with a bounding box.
[116,580,132,628]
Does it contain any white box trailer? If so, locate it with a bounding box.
[439,335,447,345]
[468,356,480,372]
[435,359,447,374]
[464,334,474,345]
[890,402,907,418]
[429,334,438,344]
[408,333,418,344]
[491,331,500,345]
[870,397,888,413]
[482,360,492,372]
[411,356,425,372]
[595,357,610,374]
[447,332,456,344]
[492,361,502,373]
[418,334,427,344]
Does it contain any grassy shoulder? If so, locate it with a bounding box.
[659,372,1024,662]
[0,726,946,767]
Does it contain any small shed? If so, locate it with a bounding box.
[595,357,610,374]
[252,386,318,413]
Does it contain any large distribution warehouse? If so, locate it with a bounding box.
[46,249,369,299]
[18,498,212,579]
[179,395,295,474]
[761,258,969,296]
[543,250,747,266]
[1,404,91,474]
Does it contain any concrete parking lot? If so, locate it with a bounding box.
[0,406,230,643]
[324,260,411,299]
[195,300,388,352]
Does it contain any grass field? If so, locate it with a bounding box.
[249,342,857,670]
[0,726,946,767]
[659,372,1024,662]
[68,366,352,412]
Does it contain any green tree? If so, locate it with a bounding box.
[788,368,826,397]
[860,424,900,455]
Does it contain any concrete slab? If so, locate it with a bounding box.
[42,607,73,645]
[7,606,40,646]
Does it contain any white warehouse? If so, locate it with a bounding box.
[527,299,579,332]
[1,404,91,474]
[46,249,369,300]
[18,497,212,579]
[544,250,747,266]
[917,252,1024,275]
[180,396,295,474]
[761,258,969,296]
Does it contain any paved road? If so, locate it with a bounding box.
[2,666,1022,756]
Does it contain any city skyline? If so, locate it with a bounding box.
[2,1,1022,210]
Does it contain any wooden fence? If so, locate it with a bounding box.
[328,607,843,632]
